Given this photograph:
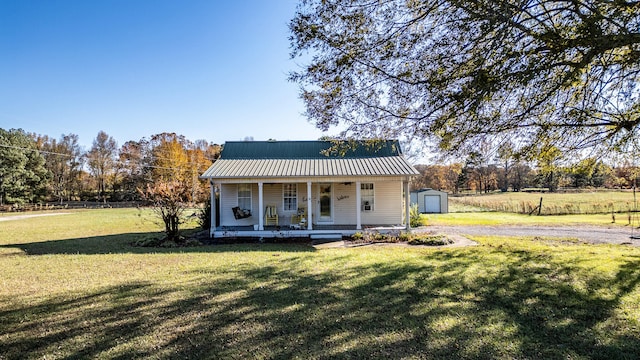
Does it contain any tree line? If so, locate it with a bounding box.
[412,149,640,194]
[0,128,220,206]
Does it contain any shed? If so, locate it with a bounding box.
[410,188,448,214]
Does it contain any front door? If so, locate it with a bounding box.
[318,183,333,222]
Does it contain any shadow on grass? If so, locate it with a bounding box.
[2,244,640,359]
[0,232,316,255]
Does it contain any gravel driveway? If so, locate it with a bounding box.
[425,225,640,246]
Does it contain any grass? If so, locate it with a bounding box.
[451,191,638,215]
[1,209,640,358]
[424,211,625,226]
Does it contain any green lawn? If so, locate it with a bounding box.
[424,211,624,226]
[1,209,640,359]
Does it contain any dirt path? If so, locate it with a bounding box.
[0,212,71,222]
[425,225,640,245]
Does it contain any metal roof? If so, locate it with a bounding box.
[201,140,419,179]
[219,140,403,159]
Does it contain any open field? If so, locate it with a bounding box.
[424,211,629,227]
[1,209,640,358]
[450,191,638,215]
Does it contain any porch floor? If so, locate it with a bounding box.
[211,224,408,238]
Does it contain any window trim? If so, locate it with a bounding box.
[360,183,375,212]
[237,184,252,211]
[282,183,298,211]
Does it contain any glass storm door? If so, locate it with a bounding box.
[318,183,332,222]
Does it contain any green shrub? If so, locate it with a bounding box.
[409,204,423,227]
[373,232,387,241]
[407,234,453,246]
[133,237,163,247]
[198,201,211,230]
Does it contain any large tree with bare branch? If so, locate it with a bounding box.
[290,0,640,155]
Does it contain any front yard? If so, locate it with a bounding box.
[1,209,639,359]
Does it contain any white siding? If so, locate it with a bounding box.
[260,183,310,226]
[361,181,403,225]
[333,183,357,225]
[220,180,405,227]
[220,184,260,226]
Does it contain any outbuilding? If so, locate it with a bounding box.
[410,188,448,214]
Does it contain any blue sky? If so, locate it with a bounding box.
[0,0,327,149]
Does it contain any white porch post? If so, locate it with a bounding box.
[356,181,362,230]
[307,181,313,230]
[258,182,264,231]
[209,181,216,237]
[404,180,411,231]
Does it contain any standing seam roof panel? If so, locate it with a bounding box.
[284,160,293,176]
[391,157,403,174]
[271,160,282,177]
[356,159,365,176]
[375,157,390,175]
[334,159,342,176]
[201,156,419,179]
[363,158,373,175]
[260,160,272,177]
[292,160,301,176]
[220,160,234,177]
[394,158,407,174]
[276,160,286,177]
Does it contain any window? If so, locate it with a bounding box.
[283,183,297,211]
[361,183,374,211]
[238,184,251,211]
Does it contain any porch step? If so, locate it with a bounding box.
[310,233,343,240]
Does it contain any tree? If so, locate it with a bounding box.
[147,133,217,204]
[535,145,564,192]
[496,142,516,192]
[114,139,152,201]
[568,157,612,188]
[0,129,48,205]
[139,180,190,243]
[86,131,117,202]
[149,133,190,183]
[510,163,534,192]
[38,134,83,202]
[463,151,498,193]
[413,163,462,193]
[290,0,640,155]
[187,140,220,203]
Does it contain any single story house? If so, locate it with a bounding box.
[200,140,420,238]
[410,188,449,214]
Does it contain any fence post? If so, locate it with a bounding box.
[538,197,543,216]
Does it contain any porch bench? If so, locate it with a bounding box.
[232,207,251,220]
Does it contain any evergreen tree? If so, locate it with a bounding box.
[0,128,49,205]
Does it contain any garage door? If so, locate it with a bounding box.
[424,195,441,213]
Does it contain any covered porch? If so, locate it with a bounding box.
[199,140,420,239]
[207,179,412,238]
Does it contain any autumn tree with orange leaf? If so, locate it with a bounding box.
[139,133,220,243]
